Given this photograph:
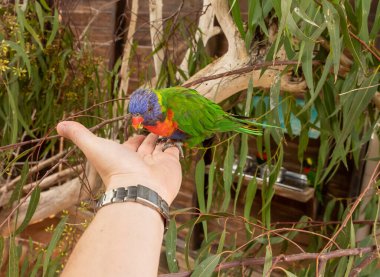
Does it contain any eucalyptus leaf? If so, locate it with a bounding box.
[165,220,179,273]
[191,254,220,277]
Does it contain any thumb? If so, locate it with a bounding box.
[57,121,101,156]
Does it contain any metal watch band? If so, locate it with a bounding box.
[97,185,170,231]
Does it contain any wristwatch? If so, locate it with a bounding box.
[97,185,170,231]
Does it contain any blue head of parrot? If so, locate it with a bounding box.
[128,88,163,128]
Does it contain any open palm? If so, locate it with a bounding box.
[57,121,182,204]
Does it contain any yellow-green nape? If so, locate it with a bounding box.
[153,89,166,113]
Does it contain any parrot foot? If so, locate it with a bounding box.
[157,137,170,144]
[162,141,184,158]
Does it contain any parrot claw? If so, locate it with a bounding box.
[162,141,184,158]
[157,137,170,144]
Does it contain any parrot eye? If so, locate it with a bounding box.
[134,113,141,117]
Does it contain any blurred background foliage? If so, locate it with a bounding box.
[0,0,379,276]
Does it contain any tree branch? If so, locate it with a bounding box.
[1,163,101,236]
[158,246,379,277]
[349,30,380,62]
[0,115,126,152]
[183,60,320,89]
[0,150,68,193]
[348,250,380,277]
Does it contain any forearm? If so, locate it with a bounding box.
[62,201,164,277]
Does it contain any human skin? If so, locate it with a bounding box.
[57,121,182,277]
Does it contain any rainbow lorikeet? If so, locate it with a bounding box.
[128,87,268,153]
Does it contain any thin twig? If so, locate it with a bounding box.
[182,60,321,88]
[78,0,120,41]
[316,162,380,276]
[158,246,379,277]
[270,219,380,228]
[349,30,380,62]
[348,250,379,277]
[1,150,69,193]
[0,115,130,230]
[320,163,380,251]
[0,115,126,152]
[22,165,83,192]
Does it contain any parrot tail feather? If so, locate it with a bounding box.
[237,126,263,136]
[230,116,282,129]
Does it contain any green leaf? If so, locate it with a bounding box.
[357,0,370,42]
[344,220,355,276]
[35,1,45,32]
[229,0,245,39]
[39,0,51,10]
[6,40,31,76]
[9,161,29,206]
[165,220,179,273]
[217,228,226,254]
[244,177,257,232]
[222,142,234,211]
[20,254,29,277]
[195,232,219,266]
[268,74,282,144]
[322,0,341,80]
[333,3,364,70]
[273,0,291,59]
[336,256,348,277]
[17,8,43,50]
[280,269,298,277]
[286,12,314,43]
[15,186,41,235]
[206,160,215,213]
[196,158,206,214]
[301,41,315,95]
[195,157,208,236]
[262,244,273,276]
[298,52,333,115]
[191,254,220,277]
[30,253,43,277]
[43,216,68,276]
[297,126,309,164]
[233,133,248,213]
[323,198,336,222]
[369,0,380,39]
[294,6,319,28]
[8,237,19,277]
[47,9,59,46]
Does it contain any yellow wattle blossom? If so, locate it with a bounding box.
[0,59,10,72]
[0,40,8,55]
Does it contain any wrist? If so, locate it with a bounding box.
[97,185,170,232]
[106,175,173,205]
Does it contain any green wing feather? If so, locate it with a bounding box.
[155,87,264,146]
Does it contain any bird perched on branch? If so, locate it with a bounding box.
[128,87,269,156]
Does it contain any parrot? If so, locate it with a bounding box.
[128,87,269,155]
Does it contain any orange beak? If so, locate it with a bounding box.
[132,116,144,130]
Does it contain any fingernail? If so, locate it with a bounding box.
[57,122,67,135]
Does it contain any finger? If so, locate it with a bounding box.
[137,133,158,155]
[57,121,103,157]
[123,135,146,151]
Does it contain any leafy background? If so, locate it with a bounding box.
[0,0,379,276]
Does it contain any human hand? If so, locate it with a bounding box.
[56,121,182,204]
